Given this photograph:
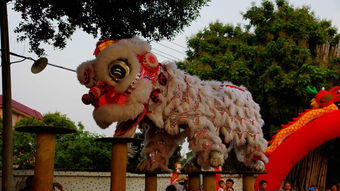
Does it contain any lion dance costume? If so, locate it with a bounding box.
[77,37,268,172]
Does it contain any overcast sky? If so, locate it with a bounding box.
[1,0,340,136]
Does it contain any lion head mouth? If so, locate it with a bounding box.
[81,82,130,108]
[92,100,147,137]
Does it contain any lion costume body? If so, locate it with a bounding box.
[77,37,268,172]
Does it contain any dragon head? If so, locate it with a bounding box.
[307,86,340,108]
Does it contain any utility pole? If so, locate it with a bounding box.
[1,0,14,190]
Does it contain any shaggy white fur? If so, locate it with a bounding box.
[95,40,144,93]
[76,60,96,88]
[77,37,268,172]
[93,78,152,128]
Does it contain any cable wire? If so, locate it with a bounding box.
[153,52,177,62]
[153,48,181,61]
[10,58,27,64]
[154,42,187,56]
[169,41,187,49]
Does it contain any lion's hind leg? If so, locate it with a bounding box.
[137,122,183,172]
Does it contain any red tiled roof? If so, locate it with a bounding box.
[0,95,43,119]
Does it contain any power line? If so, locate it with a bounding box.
[154,42,187,56]
[169,41,187,49]
[153,48,181,61]
[153,51,177,62]
[153,50,179,62]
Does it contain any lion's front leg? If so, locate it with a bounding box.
[137,123,182,173]
[209,150,224,167]
[187,121,227,170]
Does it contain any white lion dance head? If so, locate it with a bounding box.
[77,37,268,172]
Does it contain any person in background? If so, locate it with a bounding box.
[226,187,234,191]
[172,175,187,191]
[217,180,226,191]
[337,183,340,191]
[19,176,34,191]
[258,180,268,191]
[309,185,316,191]
[53,182,64,191]
[225,179,234,190]
[166,184,177,191]
[20,176,64,191]
[282,181,292,191]
[309,185,319,191]
[330,184,337,191]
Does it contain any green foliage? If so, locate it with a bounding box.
[168,145,183,169]
[13,117,43,169]
[13,0,210,56]
[1,113,111,171]
[178,0,340,137]
[42,113,78,130]
[2,113,182,171]
[181,151,194,166]
[54,130,111,171]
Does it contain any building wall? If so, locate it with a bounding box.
[0,108,30,125]
[1,170,243,191]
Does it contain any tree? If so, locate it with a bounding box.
[0,113,112,171]
[13,0,210,56]
[178,0,339,137]
[178,0,340,189]
[54,130,112,171]
[3,112,182,171]
[12,117,43,169]
[0,117,42,169]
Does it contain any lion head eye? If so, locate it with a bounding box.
[108,59,130,82]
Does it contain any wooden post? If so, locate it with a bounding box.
[15,126,75,191]
[243,174,255,191]
[1,1,14,190]
[145,173,157,191]
[96,137,142,191]
[111,142,128,191]
[33,133,56,191]
[188,173,200,191]
[203,173,216,191]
